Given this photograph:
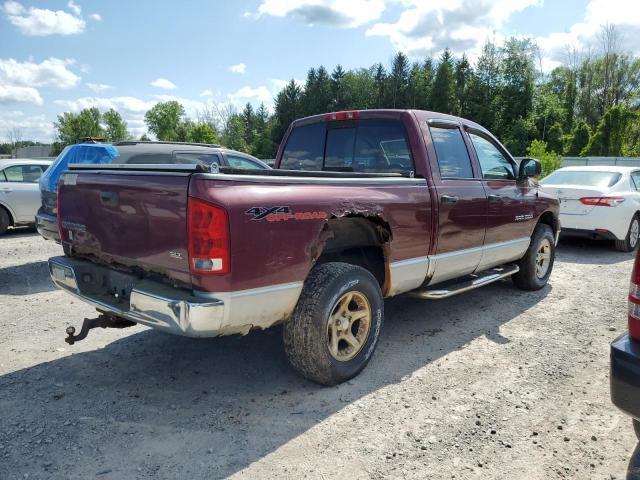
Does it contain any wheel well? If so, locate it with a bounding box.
[315,216,391,288]
[0,203,13,226]
[538,211,558,236]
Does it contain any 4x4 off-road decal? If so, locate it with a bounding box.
[246,206,328,222]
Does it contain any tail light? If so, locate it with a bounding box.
[579,196,625,207]
[56,191,64,241]
[324,111,360,122]
[628,250,640,340]
[187,197,229,274]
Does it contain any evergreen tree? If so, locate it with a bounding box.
[430,49,457,114]
[373,63,387,108]
[454,55,472,116]
[272,79,302,146]
[387,52,409,108]
[331,65,347,110]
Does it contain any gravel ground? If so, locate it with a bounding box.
[1,228,639,480]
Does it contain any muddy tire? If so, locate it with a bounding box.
[614,215,640,252]
[283,262,383,386]
[0,207,10,236]
[512,223,555,291]
[634,419,640,441]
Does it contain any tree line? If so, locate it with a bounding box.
[43,25,639,161]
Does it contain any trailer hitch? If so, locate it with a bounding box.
[65,314,136,345]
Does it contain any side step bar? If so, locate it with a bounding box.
[408,265,520,300]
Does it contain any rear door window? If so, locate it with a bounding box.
[631,171,640,190]
[429,126,474,179]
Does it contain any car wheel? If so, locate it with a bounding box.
[634,419,640,441]
[283,262,383,386]
[614,215,640,252]
[512,223,555,291]
[0,207,10,236]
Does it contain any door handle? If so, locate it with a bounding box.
[0,188,12,192]
[440,194,459,204]
[488,194,503,203]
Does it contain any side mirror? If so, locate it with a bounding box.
[518,157,542,179]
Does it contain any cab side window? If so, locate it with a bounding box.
[468,132,515,180]
[429,126,474,179]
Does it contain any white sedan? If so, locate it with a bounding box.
[0,159,52,236]
[540,166,640,251]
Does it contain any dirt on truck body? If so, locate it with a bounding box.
[50,109,560,385]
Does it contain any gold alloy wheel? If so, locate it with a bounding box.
[535,238,552,279]
[327,291,372,362]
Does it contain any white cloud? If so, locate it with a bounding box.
[0,85,42,105]
[150,77,177,90]
[0,110,55,141]
[54,96,156,113]
[86,83,112,93]
[89,13,101,21]
[366,0,541,58]
[0,57,80,104]
[534,0,640,70]
[228,63,247,74]
[67,0,81,16]
[254,0,386,28]
[227,85,273,103]
[200,89,214,97]
[3,0,86,36]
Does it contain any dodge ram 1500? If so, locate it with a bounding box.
[49,109,560,385]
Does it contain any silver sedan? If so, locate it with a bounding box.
[0,159,52,235]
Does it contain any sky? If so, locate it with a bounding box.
[1,0,639,142]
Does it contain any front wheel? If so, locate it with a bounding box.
[614,215,639,252]
[512,223,555,291]
[283,262,384,386]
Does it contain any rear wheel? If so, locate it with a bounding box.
[634,419,640,441]
[283,262,383,386]
[614,215,639,252]
[0,207,10,236]
[512,223,555,291]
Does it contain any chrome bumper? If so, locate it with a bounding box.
[48,256,225,337]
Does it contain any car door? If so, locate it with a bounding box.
[0,164,47,223]
[465,128,535,269]
[425,120,488,284]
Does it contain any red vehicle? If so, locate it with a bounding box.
[49,110,560,385]
[611,246,640,440]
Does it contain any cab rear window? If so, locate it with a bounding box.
[280,119,414,174]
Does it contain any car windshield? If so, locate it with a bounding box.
[540,170,622,188]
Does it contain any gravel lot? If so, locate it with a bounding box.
[1,228,639,479]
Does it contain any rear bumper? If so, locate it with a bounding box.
[611,334,640,421]
[48,256,303,337]
[559,212,628,240]
[36,210,60,242]
[560,227,618,241]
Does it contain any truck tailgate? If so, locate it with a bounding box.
[58,171,192,287]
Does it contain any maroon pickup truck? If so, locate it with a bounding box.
[49,110,559,385]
